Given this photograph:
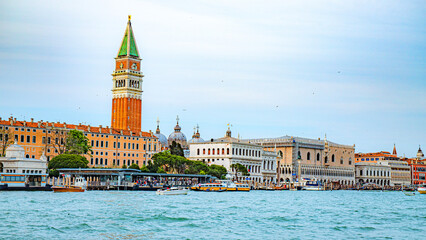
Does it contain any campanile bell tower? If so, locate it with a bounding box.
[111,16,144,132]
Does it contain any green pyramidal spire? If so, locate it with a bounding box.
[117,15,139,58]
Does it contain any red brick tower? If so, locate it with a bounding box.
[111,16,143,132]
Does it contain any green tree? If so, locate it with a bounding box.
[121,164,127,169]
[140,165,150,172]
[157,167,166,173]
[66,130,92,155]
[0,127,14,157]
[169,141,184,157]
[207,164,228,179]
[128,163,140,170]
[48,169,59,178]
[48,154,89,169]
[230,163,249,180]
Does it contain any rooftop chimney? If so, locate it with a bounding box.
[31,118,34,123]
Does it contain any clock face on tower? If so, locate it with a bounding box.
[131,63,137,70]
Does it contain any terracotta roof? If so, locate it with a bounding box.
[355,151,397,158]
[0,118,155,138]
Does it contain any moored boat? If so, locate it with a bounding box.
[52,176,86,193]
[191,180,250,192]
[52,186,85,192]
[302,179,324,191]
[417,185,426,194]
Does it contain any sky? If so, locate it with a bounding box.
[0,0,425,157]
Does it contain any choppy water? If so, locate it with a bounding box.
[0,190,425,239]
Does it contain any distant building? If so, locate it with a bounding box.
[401,146,425,185]
[153,118,168,148]
[0,118,159,168]
[355,151,399,164]
[356,147,411,186]
[188,125,204,144]
[247,135,355,186]
[0,142,47,174]
[355,162,391,187]
[189,128,277,183]
[168,116,188,149]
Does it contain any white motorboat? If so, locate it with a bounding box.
[302,179,324,191]
[403,191,415,196]
[156,187,189,195]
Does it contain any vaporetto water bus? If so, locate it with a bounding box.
[0,172,51,191]
[191,180,250,192]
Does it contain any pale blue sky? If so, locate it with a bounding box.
[0,0,425,157]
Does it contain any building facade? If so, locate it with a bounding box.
[248,135,356,186]
[0,142,47,174]
[355,151,399,164]
[189,128,277,183]
[355,162,391,187]
[0,118,160,168]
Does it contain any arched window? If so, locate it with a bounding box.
[100,158,103,165]
[278,150,283,158]
[332,154,335,162]
[307,152,311,160]
[25,154,29,158]
[340,157,344,164]
[317,153,320,161]
[298,151,301,159]
[325,156,328,163]
[197,149,200,155]
[212,149,215,155]
[208,148,211,155]
[95,158,98,165]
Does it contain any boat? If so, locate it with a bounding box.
[156,187,189,195]
[52,176,86,192]
[302,179,324,191]
[402,185,416,196]
[403,191,416,196]
[191,180,250,192]
[417,185,426,194]
[0,172,51,191]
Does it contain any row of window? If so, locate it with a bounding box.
[90,158,140,167]
[360,158,380,161]
[359,169,390,177]
[94,152,140,158]
[90,140,157,152]
[197,148,261,157]
[0,126,156,143]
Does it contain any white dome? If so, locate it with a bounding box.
[5,142,25,159]
[154,132,168,146]
[188,137,204,143]
[168,132,187,142]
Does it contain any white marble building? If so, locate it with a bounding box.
[0,142,47,174]
[189,128,277,183]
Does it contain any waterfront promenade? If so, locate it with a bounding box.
[0,191,424,239]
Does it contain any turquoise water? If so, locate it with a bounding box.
[0,191,425,239]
